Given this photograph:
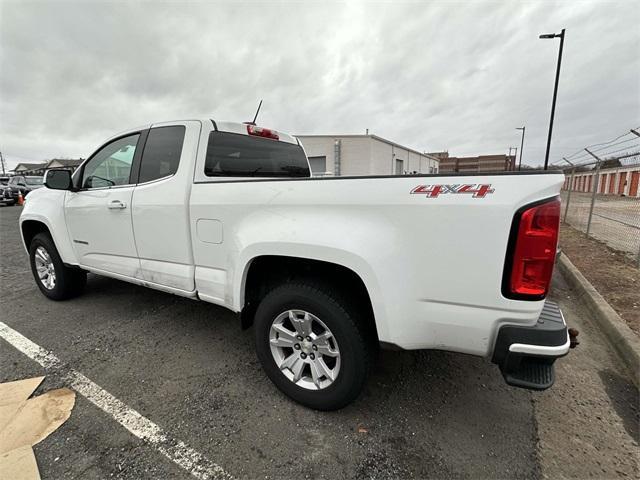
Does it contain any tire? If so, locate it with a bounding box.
[254,280,374,410]
[29,233,86,300]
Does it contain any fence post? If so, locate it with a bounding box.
[584,148,602,238]
[563,167,575,224]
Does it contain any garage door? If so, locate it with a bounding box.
[618,172,627,195]
[630,172,640,197]
[608,174,615,194]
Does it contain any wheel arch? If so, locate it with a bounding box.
[21,219,52,252]
[19,216,78,265]
[238,254,383,342]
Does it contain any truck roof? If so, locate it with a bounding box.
[110,118,299,146]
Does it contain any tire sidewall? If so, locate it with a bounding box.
[255,284,368,410]
[29,234,68,300]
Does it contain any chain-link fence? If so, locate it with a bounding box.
[553,128,640,266]
[559,158,640,267]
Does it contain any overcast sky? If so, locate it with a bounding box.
[1,0,639,170]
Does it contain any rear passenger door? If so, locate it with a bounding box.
[131,121,202,292]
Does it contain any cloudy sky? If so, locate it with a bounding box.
[1,0,638,170]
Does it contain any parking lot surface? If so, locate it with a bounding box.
[1,205,638,479]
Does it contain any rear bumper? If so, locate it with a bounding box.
[492,300,569,390]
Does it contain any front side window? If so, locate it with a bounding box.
[204,132,310,178]
[82,134,140,189]
[138,126,185,183]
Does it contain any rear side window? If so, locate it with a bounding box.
[138,126,185,183]
[204,132,310,178]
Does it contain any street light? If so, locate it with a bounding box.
[539,28,565,170]
[516,127,525,170]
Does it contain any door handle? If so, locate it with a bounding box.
[108,200,127,209]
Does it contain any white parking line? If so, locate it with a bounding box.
[0,321,231,480]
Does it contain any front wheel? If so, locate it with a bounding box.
[254,281,373,410]
[29,233,86,300]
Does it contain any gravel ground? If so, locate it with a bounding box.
[559,224,640,336]
[1,204,638,479]
[560,191,640,260]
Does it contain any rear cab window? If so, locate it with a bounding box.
[204,132,310,178]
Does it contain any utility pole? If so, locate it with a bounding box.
[540,28,566,170]
[0,151,5,175]
[516,127,525,170]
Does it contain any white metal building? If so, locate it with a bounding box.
[296,134,439,177]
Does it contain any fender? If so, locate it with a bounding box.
[19,189,79,265]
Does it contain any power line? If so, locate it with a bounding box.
[587,143,640,160]
[562,128,638,161]
[574,143,640,166]
[589,136,639,154]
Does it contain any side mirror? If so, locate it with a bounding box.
[45,169,73,190]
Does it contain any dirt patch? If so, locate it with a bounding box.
[559,225,640,336]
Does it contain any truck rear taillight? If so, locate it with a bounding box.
[503,197,560,300]
[247,125,279,140]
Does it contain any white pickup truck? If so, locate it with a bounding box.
[20,118,573,410]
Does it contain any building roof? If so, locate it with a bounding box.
[295,134,439,161]
[46,159,83,168]
[14,162,47,171]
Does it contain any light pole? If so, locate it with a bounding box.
[540,28,565,170]
[516,127,525,170]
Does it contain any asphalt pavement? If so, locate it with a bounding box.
[1,204,637,479]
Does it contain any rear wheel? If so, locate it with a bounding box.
[254,280,373,410]
[29,233,86,300]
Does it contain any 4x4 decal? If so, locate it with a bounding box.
[411,184,495,198]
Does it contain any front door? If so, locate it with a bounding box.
[65,133,144,277]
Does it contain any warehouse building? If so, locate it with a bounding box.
[433,152,516,173]
[296,134,439,176]
[562,164,640,197]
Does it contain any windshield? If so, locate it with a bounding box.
[25,177,44,185]
[204,132,310,178]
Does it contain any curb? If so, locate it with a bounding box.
[557,252,640,386]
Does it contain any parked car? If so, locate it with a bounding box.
[0,176,10,186]
[7,175,44,202]
[1,184,15,205]
[19,119,572,410]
